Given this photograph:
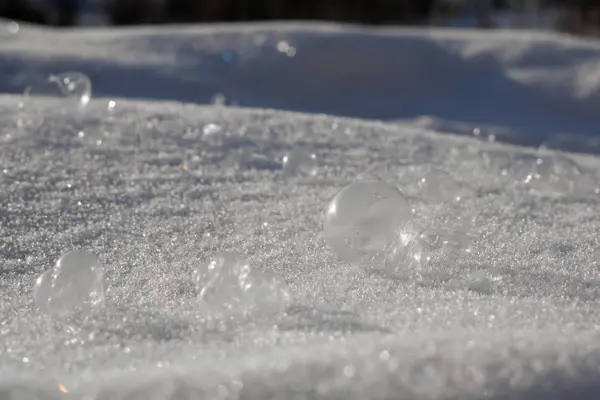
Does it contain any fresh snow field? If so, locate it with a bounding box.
[2,20,600,400]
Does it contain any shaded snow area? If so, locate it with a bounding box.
[3,21,600,400]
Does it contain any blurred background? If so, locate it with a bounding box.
[0,0,599,37]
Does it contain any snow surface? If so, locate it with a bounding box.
[2,21,600,400]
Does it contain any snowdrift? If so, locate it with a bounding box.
[2,21,600,400]
[2,22,600,151]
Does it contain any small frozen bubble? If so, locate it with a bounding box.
[238,148,278,171]
[52,251,104,306]
[418,169,463,203]
[6,21,19,34]
[481,150,513,176]
[323,181,412,265]
[194,252,248,310]
[282,147,318,177]
[194,252,290,316]
[24,71,91,109]
[523,153,582,195]
[418,230,472,267]
[33,250,105,314]
[55,72,92,106]
[466,268,504,295]
[0,20,19,37]
[375,229,426,275]
[239,268,292,316]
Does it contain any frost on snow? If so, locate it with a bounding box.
[2,21,600,400]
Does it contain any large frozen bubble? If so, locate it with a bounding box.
[33,250,105,314]
[322,181,413,266]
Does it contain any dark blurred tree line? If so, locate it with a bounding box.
[0,0,439,25]
[2,0,600,37]
[551,0,600,35]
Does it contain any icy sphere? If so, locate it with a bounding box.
[417,230,472,267]
[24,71,91,108]
[524,153,582,195]
[194,252,250,311]
[372,230,426,275]
[282,147,318,177]
[418,169,463,203]
[33,250,105,314]
[194,252,291,316]
[323,181,412,264]
[239,268,292,316]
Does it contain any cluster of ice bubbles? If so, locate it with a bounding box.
[482,145,600,197]
[18,70,318,178]
[323,175,472,282]
[34,250,291,318]
[227,129,600,198]
[522,151,600,196]
[0,20,19,36]
[33,169,470,316]
[321,148,600,286]
[193,252,291,317]
[25,73,600,315]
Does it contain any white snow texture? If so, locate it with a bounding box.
[2,20,600,400]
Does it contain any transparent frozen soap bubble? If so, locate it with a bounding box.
[418,230,472,265]
[282,147,318,177]
[523,152,594,196]
[363,226,472,279]
[418,169,464,203]
[323,181,413,265]
[33,250,105,314]
[193,252,291,316]
[466,268,504,295]
[373,229,426,275]
[380,230,473,285]
[24,71,92,108]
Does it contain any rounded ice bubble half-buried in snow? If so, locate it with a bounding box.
[418,168,464,203]
[24,71,92,109]
[33,249,105,314]
[282,147,318,178]
[238,267,291,316]
[322,181,413,264]
[523,152,586,195]
[193,252,291,316]
[193,251,249,311]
